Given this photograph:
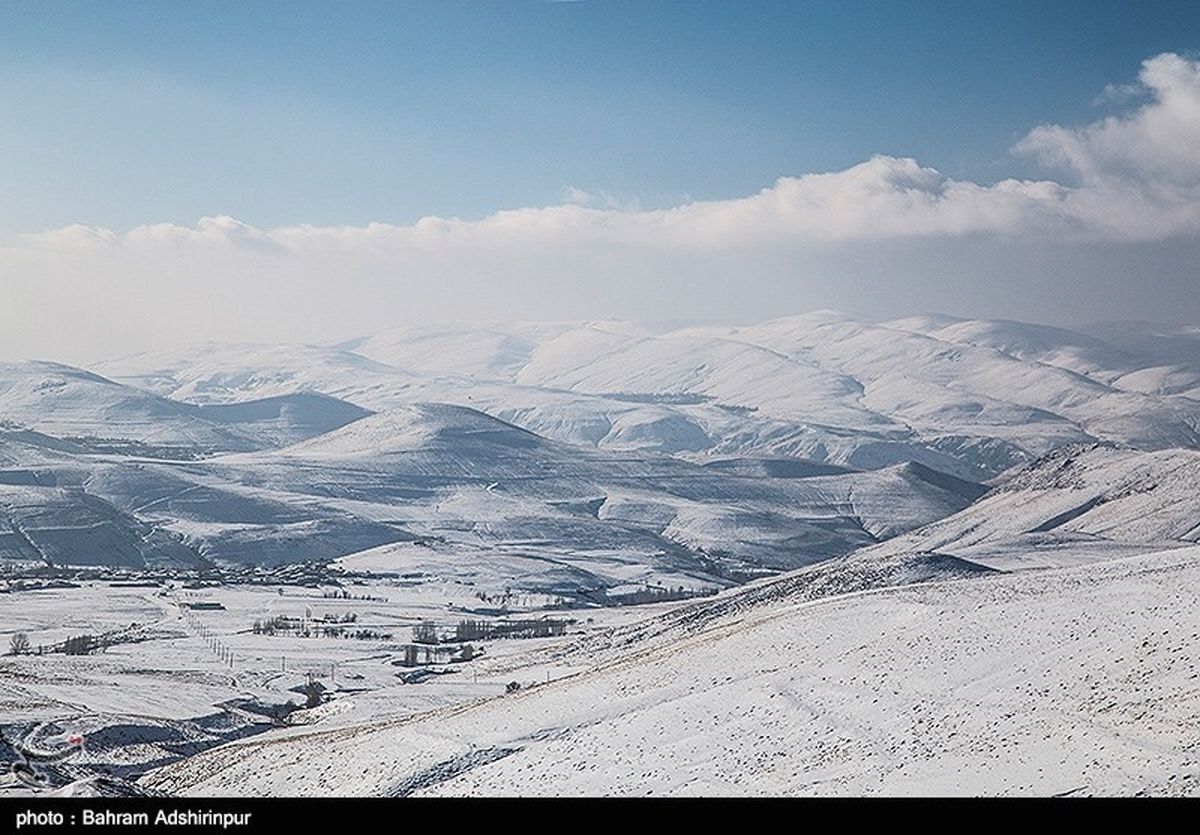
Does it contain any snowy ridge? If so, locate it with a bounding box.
[0,392,979,580]
[99,312,1200,480]
[6,312,1200,581]
[863,443,1200,570]
[0,361,372,456]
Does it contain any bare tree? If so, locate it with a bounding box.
[9,633,31,655]
[413,620,439,645]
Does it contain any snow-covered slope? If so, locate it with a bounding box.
[0,361,371,456]
[19,313,1200,578]
[863,443,1200,570]
[207,405,981,581]
[0,430,203,567]
[144,543,1200,797]
[0,398,981,580]
[1080,321,1200,399]
[887,315,1141,383]
[335,321,582,381]
[95,343,416,404]
[0,483,201,568]
[0,361,253,455]
[99,313,1200,480]
[892,315,1200,402]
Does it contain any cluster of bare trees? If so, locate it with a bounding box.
[62,634,97,655]
[604,584,716,606]
[252,615,388,641]
[7,632,100,656]
[321,589,383,601]
[251,615,293,635]
[413,617,570,645]
[398,642,479,667]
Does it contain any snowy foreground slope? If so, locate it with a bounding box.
[144,543,1200,797]
[136,443,1200,797]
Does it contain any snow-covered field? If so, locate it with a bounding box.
[136,543,1200,797]
[0,573,685,795]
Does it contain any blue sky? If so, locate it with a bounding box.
[2,0,1197,234]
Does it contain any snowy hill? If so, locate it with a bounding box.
[210,404,981,582]
[8,311,1196,579]
[862,443,1200,570]
[0,361,254,456]
[887,315,1141,383]
[0,483,200,568]
[0,361,371,456]
[0,396,980,581]
[98,313,1200,480]
[95,343,416,405]
[143,543,1200,797]
[195,392,372,448]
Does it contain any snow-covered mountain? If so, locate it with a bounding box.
[862,443,1200,570]
[98,312,1200,481]
[7,312,1200,798]
[0,391,980,582]
[7,311,1200,582]
[0,361,371,456]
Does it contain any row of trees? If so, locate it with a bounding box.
[251,616,390,641]
[322,589,383,601]
[399,642,479,667]
[412,617,570,645]
[8,631,98,656]
[604,584,717,606]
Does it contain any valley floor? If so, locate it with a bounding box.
[145,545,1200,797]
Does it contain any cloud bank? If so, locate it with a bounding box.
[4,53,1200,361]
[22,53,1200,255]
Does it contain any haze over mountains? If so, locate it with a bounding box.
[98,311,1200,475]
[0,311,1198,593]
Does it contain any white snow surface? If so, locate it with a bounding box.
[96,312,1200,480]
[864,443,1200,570]
[143,543,1200,797]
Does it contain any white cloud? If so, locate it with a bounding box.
[1092,81,1145,107]
[5,53,1200,361]
[22,53,1200,261]
[562,186,595,206]
[21,224,121,249]
[1019,53,1200,188]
